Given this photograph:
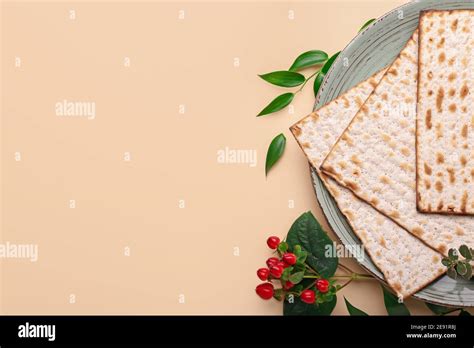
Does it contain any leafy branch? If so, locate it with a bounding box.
[442,245,473,280]
[257,51,340,117]
[259,18,376,176]
[257,19,375,118]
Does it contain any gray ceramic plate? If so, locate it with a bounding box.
[312,0,474,307]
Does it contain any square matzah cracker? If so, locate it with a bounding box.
[291,68,445,298]
[417,10,474,214]
[321,30,474,256]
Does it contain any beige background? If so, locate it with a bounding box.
[1,0,471,315]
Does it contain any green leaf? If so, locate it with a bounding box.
[459,245,472,260]
[425,302,455,315]
[313,72,325,98]
[456,262,467,276]
[278,242,289,254]
[296,250,308,263]
[441,257,451,267]
[359,18,376,32]
[257,93,294,117]
[294,244,307,261]
[289,271,305,284]
[291,285,304,295]
[447,267,457,280]
[273,288,285,301]
[289,50,328,71]
[462,262,472,280]
[265,133,286,175]
[448,248,458,261]
[323,293,335,303]
[313,52,340,98]
[286,211,338,278]
[382,286,410,316]
[259,71,305,87]
[460,310,471,316]
[281,267,293,281]
[344,297,368,316]
[321,52,341,75]
[284,294,337,316]
[293,262,305,273]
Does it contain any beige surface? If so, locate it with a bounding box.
[1,0,469,315]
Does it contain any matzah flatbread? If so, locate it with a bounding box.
[321,31,474,256]
[291,67,445,298]
[417,10,474,215]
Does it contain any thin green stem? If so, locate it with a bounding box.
[338,263,356,274]
[352,274,376,280]
[303,274,373,280]
[294,70,319,94]
[303,281,315,291]
[338,263,375,281]
[334,274,374,280]
[338,278,353,291]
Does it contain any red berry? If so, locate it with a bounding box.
[266,257,279,268]
[266,236,280,249]
[256,283,274,300]
[283,281,294,290]
[270,265,284,278]
[300,289,315,304]
[282,253,297,265]
[316,279,330,293]
[277,261,289,269]
[257,268,270,281]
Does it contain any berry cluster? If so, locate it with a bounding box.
[255,236,335,305]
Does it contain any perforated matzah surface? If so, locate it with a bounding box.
[291,67,445,298]
[321,30,474,256]
[417,10,474,215]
